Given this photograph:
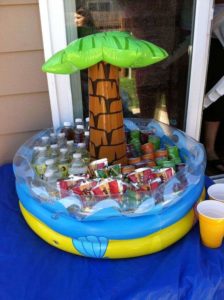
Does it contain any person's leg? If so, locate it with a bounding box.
[202,39,224,172]
[204,120,224,172]
[204,121,220,160]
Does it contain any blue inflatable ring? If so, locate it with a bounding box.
[16,177,204,240]
[13,119,206,258]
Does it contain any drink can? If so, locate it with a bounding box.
[148,136,160,150]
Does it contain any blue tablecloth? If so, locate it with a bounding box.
[0,164,223,300]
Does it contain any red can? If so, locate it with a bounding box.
[146,160,157,167]
[133,160,148,169]
[128,157,141,165]
[155,149,168,158]
[142,152,155,160]
[121,165,135,175]
[141,142,154,154]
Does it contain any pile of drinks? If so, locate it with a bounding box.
[32,118,90,184]
[125,129,185,172]
[30,119,188,210]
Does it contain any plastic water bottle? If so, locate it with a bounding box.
[67,140,76,158]
[33,146,49,179]
[44,158,60,182]
[85,117,90,130]
[75,118,84,127]
[50,144,59,160]
[50,132,57,145]
[61,121,75,140]
[44,169,59,184]
[74,125,84,143]
[32,146,40,165]
[44,170,60,196]
[77,143,90,164]
[45,159,58,173]
[84,131,89,151]
[41,136,50,148]
[76,143,86,154]
[58,148,70,178]
[68,153,87,176]
[57,132,66,148]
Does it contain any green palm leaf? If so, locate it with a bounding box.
[42,31,168,74]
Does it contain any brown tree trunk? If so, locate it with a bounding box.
[88,62,127,165]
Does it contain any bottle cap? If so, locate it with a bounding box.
[63,121,72,127]
[84,131,89,136]
[85,117,89,122]
[45,159,55,165]
[60,148,67,153]
[77,125,84,129]
[39,146,47,151]
[41,136,49,141]
[58,132,65,138]
[75,118,83,123]
[77,143,86,148]
[67,140,74,145]
[73,153,82,159]
[50,144,58,149]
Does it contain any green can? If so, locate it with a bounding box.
[130,130,140,140]
[161,160,176,168]
[172,157,182,164]
[131,138,141,154]
[148,135,160,150]
[155,157,167,167]
[167,145,179,159]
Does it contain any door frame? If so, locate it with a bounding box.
[39,0,214,140]
[39,0,74,129]
[185,0,214,139]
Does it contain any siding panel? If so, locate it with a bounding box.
[0,4,43,52]
[0,1,37,5]
[0,92,52,135]
[0,2,52,165]
[0,51,48,96]
[0,130,40,164]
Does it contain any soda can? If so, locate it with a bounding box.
[121,165,135,175]
[126,144,136,158]
[128,157,141,165]
[155,157,167,167]
[161,160,176,168]
[148,136,160,150]
[167,145,179,159]
[142,152,155,160]
[155,149,168,158]
[146,160,157,167]
[130,130,140,140]
[140,130,152,144]
[133,160,148,169]
[141,142,154,154]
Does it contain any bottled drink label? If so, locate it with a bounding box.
[34,164,47,179]
[58,163,69,178]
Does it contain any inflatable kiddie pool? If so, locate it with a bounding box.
[13,118,206,259]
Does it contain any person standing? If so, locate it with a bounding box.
[203,0,224,173]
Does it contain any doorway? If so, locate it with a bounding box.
[39,0,214,139]
[64,0,195,131]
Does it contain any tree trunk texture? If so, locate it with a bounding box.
[88,62,127,165]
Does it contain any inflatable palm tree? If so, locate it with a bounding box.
[42,31,168,165]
